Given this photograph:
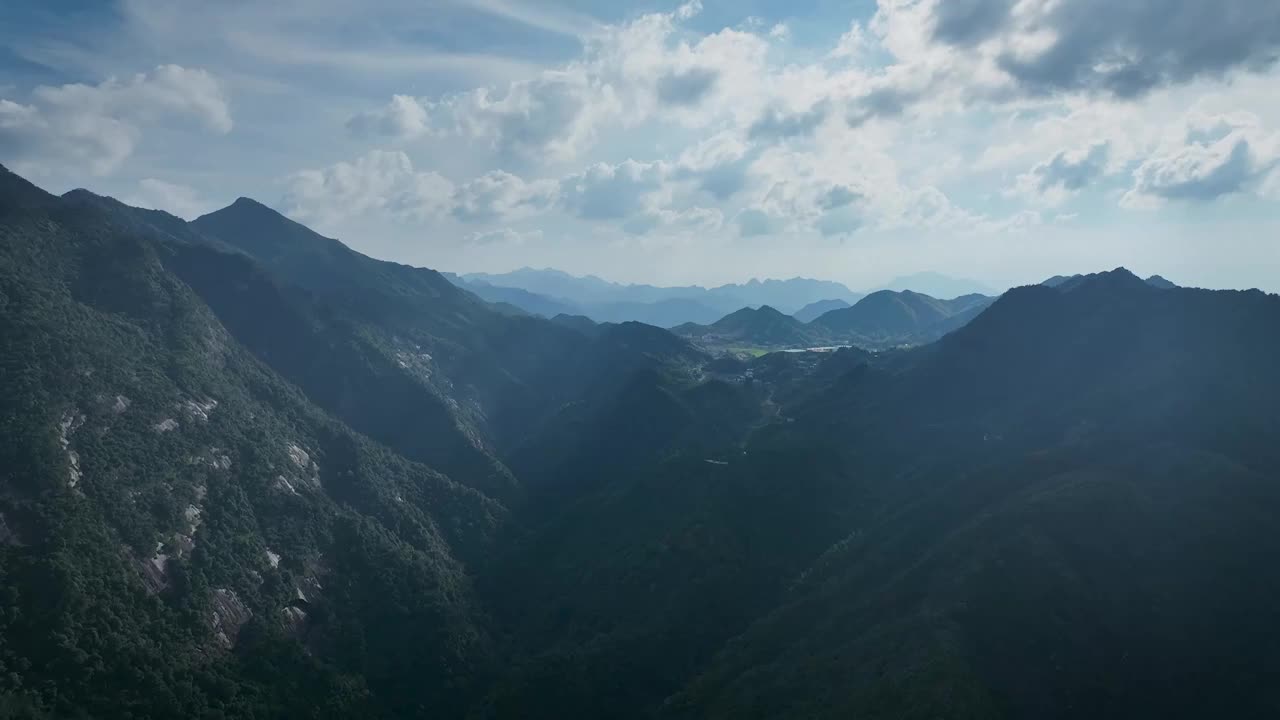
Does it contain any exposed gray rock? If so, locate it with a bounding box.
[210,588,252,649]
[58,409,85,487]
[182,398,218,423]
[209,450,232,470]
[286,443,310,469]
[135,541,169,594]
[286,442,321,487]
[274,475,300,496]
[280,605,309,637]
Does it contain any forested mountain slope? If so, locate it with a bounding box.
[669,270,1280,719]
[809,289,995,348]
[0,166,504,718]
[673,305,825,348]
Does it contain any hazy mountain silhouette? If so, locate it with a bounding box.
[674,305,824,347]
[874,271,999,298]
[458,267,864,322]
[809,289,995,348]
[793,298,851,322]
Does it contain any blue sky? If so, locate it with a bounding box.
[2,0,1279,291]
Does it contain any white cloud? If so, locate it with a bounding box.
[431,72,614,161]
[559,159,668,221]
[743,133,957,237]
[349,2,774,162]
[675,1,703,22]
[281,150,454,229]
[452,170,558,222]
[829,22,869,60]
[1124,112,1280,207]
[346,94,433,139]
[13,0,1280,290]
[838,0,1280,128]
[0,65,231,176]
[748,101,830,141]
[671,132,756,201]
[1013,142,1111,206]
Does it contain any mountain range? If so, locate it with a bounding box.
[2,161,1278,719]
[872,270,998,298]
[447,267,1000,327]
[674,290,997,351]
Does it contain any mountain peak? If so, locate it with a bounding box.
[716,305,789,323]
[193,195,330,251]
[1055,267,1149,294]
[61,187,101,202]
[214,196,287,220]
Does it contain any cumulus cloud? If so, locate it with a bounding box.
[748,101,829,141]
[428,72,612,162]
[845,86,916,127]
[167,0,1280,261]
[550,156,732,235]
[452,170,559,222]
[841,0,1280,126]
[559,159,667,220]
[986,0,1280,98]
[655,67,720,106]
[349,2,771,162]
[740,140,937,237]
[928,0,1018,46]
[675,0,702,21]
[1013,142,1111,205]
[346,94,432,139]
[282,152,567,231]
[817,184,864,211]
[829,21,869,60]
[0,65,231,176]
[673,132,756,200]
[281,150,454,229]
[1124,113,1280,206]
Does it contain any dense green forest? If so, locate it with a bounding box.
[3,163,1280,718]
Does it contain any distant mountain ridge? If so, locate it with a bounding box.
[874,271,999,298]
[674,306,821,348]
[1044,272,1180,290]
[450,268,865,325]
[793,298,851,323]
[811,290,995,345]
[676,289,997,350]
[450,267,1005,328]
